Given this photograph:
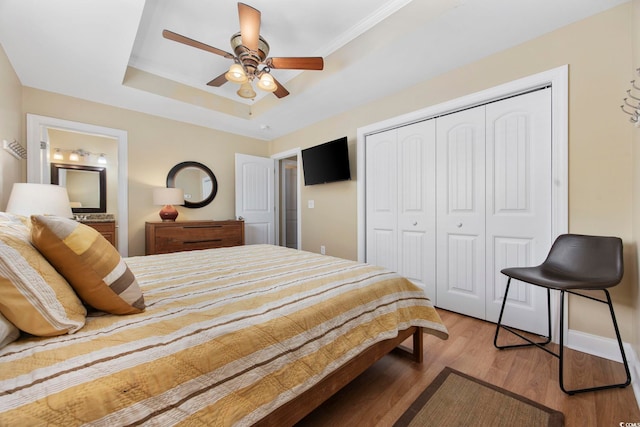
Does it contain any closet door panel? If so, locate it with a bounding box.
[397,120,436,299]
[485,88,552,334]
[436,106,486,319]
[365,129,398,272]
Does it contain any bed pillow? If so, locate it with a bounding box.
[0,212,29,228]
[0,312,20,348]
[0,219,86,336]
[31,215,145,315]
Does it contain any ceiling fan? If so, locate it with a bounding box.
[162,2,324,100]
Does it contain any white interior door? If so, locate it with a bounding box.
[365,129,398,272]
[397,121,436,300]
[365,121,436,299]
[235,153,275,245]
[435,106,487,319]
[484,88,552,334]
[435,89,552,335]
[282,159,298,249]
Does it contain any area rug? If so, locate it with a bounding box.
[394,367,564,427]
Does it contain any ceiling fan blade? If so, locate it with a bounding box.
[163,29,234,59]
[271,76,290,98]
[268,57,324,70]
[238,3,260,51]
[207,72,228,87]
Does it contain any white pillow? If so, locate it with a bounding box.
[0,312,20,348]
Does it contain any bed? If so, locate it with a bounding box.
[0,233,448,426]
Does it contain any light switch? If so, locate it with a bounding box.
[308,200,315,209]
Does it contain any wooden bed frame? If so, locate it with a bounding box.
[256,326,423,426]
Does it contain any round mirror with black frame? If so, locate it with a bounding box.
[166,161,218,208]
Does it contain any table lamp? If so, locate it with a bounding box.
[153,187,184,222]
[6,183,73,218]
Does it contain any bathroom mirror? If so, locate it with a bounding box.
[166,161,218,208]
[51,163,107,213]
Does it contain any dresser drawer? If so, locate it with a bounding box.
[83,221,117,247]
[145,220,244,255]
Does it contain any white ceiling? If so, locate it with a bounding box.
[0,0,629,141]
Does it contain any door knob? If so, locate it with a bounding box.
[413,221,418,226]
[457,223,463,228]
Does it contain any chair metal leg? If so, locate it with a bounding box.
[494,280,631,394]
[494,277,552,352]
[558,289,632,395]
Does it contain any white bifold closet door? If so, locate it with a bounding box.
[435,105,487,319]
[365,120,437,300]
[436,88,552,334]
[365,88,552,334]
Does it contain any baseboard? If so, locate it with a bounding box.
[566,329,628,362]
[632,350,640,410]
[567,329,640,407]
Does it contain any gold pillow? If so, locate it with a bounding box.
[0,219,86,336]
[31,215,145,315]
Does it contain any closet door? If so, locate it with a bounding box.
[435,106,486,319]
[397,120,436,299]
[485,88,552,334]
[366,129,398,272]
[365,121,436,299]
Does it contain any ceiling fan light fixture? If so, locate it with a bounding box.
[237,81,257,99]
[163,3,324,100]
[225,63,248,83]
[257,72,277,92]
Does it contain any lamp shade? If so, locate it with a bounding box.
[6,183,73,218]
[225,63,248,84]
[153,187,183,222]
[237,82,257,99]
[257,73,277,92]
[152,187,184,206]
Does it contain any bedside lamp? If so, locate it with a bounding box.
[153,187,184,222]
[6,183,73,218]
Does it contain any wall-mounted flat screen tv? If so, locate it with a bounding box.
[301,136,351,186]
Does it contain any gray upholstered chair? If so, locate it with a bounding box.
[493,234,631,394]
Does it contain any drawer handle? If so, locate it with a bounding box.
[183,225,223,229]
[183,239,223,244]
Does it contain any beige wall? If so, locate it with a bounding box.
[0,43,24,207]
[270,4,637,342]
[22,88,268,256]
[632,0,640,358]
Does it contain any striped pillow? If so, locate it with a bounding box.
[0,218,86,336]
[31,215,145,315]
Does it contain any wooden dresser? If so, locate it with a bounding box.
[83,221,117,246]
[145,220,244,255]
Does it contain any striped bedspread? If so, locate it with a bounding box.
[0,244,448,426]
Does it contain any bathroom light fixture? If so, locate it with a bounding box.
[52,148,107,164]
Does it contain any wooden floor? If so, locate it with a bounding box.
[296,309,639,427]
